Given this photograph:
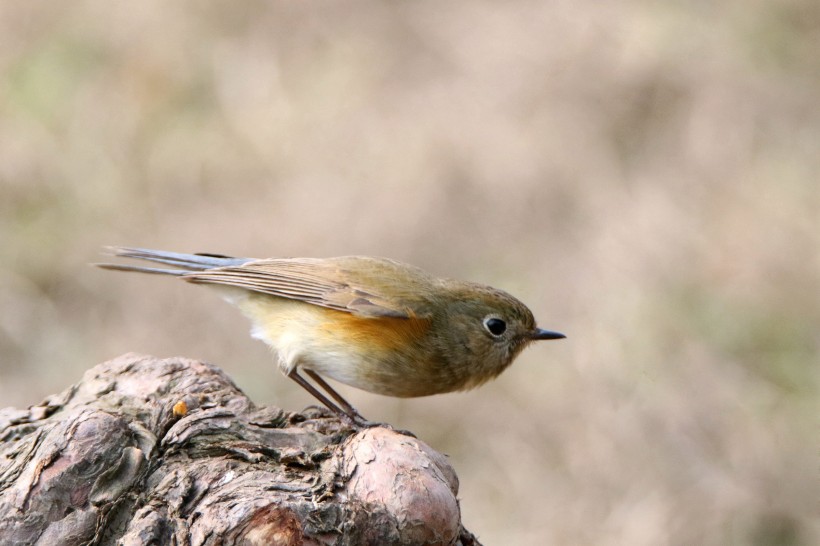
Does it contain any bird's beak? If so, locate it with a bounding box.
[529,328,566,340]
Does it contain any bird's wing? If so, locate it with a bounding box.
[184,257,426,319]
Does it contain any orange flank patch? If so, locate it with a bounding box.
[237,295,431,360]
[317,311,431,352]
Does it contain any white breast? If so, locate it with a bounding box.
[236,295,367,388]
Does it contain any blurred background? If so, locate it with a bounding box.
[1,1,817,544]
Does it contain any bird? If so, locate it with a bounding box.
[97,247,565,424]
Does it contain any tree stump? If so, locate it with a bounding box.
[0,354,482,546]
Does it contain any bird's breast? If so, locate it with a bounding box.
[236,295,444,396]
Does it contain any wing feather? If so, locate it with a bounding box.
[183,257,425,319]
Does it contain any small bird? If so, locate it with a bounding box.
[98,247,565,424]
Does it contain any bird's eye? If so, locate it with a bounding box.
[483,317,507,337]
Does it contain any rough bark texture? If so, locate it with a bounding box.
[0,354,482,546]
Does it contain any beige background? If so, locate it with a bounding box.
[1,2,818,544]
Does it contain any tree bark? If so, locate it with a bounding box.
[0,354,482,546]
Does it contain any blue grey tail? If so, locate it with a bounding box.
[95,246,252,276]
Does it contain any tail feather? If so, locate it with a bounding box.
[96,246,252,276]
[95,263,190,276]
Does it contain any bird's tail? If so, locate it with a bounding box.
[95,246,251,276]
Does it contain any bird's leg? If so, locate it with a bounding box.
[287,369,365,426]
[303,369,367,422]
[303,370,416,437]
[288,370,415,436]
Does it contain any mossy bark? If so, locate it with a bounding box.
[0,354,481,546]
